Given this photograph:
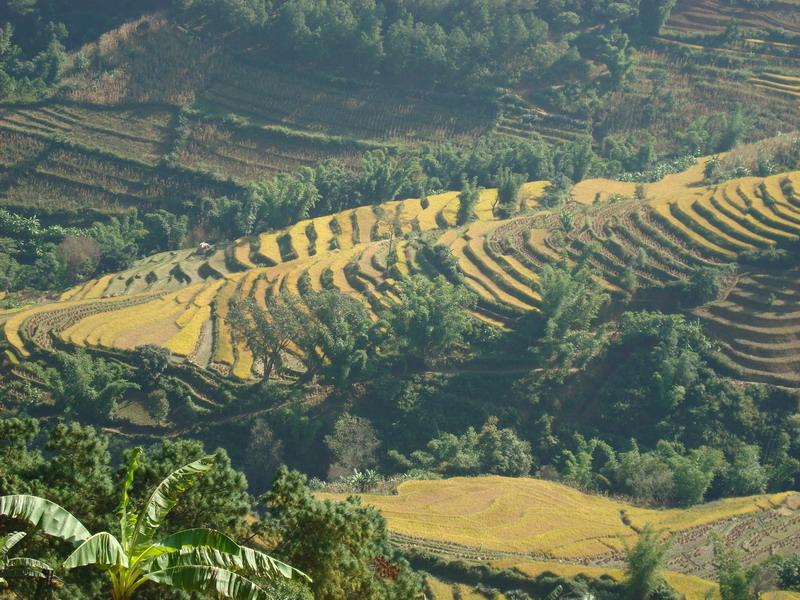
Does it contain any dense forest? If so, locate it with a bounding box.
[1,0,799,598]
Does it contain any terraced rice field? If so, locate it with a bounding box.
[326,477,796,559]
[5,161,800,386]
[325,476,799,590]
[620,0,800,151]
[696,270,800,387]
[201,61,496,144]
[750,72,800,99]
[175,119,362,181]
[0,130,241,217]
[664,0,800,36]
[3,178,545,378]
[0,103,173,165]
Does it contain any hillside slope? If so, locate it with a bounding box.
[4,160,800,387]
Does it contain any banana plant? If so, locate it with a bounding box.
[0,449,308,600]
[0,531,60,590]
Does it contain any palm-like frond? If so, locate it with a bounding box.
[1,558,59,586]
[0,532,26,557]
[0,495,90,545]
[158,528,240,554]
[144,565,272,600]
[129,455,215,552]
[136,528,241,564]
[64,532,128,570]
[118,448,142,550]
[155,544,308,581]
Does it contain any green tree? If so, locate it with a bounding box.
[456,179,480,225]
[713,537,753,600]
[560,434,616,491]
[389,275,476,366]
[128,441,252,538]
[777,555,800,591]
[725,444,767,496]
[679,264,735,307]
[249,167,320,231]
[229,293,303,381]
[263,467,422,600]
[50,350,137,419]
[529,261,609,370]
[132,345,171,388]
[397,417,533,476]
[140,210,188,254]
[624,525,671,600]
[0,449,306,600]
[357,150,419,204]
[245,419,285,495]
[299,290,379,388]
[324,413,380,473]
[475,416,534,476]
[639,0,677,36]
[495,167,527,218]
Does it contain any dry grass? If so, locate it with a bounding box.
[61,14,221,105]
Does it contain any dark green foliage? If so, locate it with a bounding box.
[495,167,527,219]
[575,29,636,87]
[298,290,379,388]
[180,0,557,89]
[324,413,380,473]
[407,550,627,599]
[713,538,754,600]
[145,389,170,423]
[263,467,423,600]
[140,210,188,254]
[777,555,800,591]
[676,264,735,307]
[0,20,66,101]
[0,420,114,531]
[420,243,463,283]
[588,311,799,492]
[244,418,286,494]
[49,350,138,420]
[132,345,171,387]
[232,289,379,387]
[638,0,677,36]
[609,441,724,506]
[527,261,609,371]
[681,107,750,155]
[624,525,673,600]
[230,293,304,380]
[724,445,767,496]
[541,175,574,207]
[393,416,534,477]
[247,167,320,232]
[389,275,476,365]
[126,440,251,537]
[456,179,480,225]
